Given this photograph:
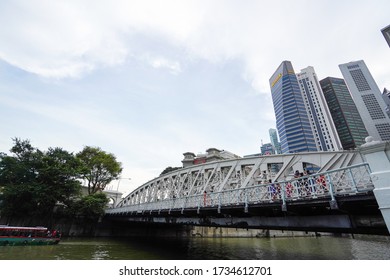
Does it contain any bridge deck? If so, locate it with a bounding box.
[106,163,388,234]
[107,163,373,215]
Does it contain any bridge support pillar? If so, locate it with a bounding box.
[360,139,390,234]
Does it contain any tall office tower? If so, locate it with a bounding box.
[339,60,390,141]
[382,88,390,118]
[269,128,282,154]
[381,24,390,48]
[269,61,317,153]
[297,66,342,151]
[260,143,275,155]
[320,77,369,149]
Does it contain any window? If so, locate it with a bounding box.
[350,69,371,92]
[362,94,386,119]
[347,64,359,70]
[375,123,390,141]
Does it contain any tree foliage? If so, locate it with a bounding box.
[72,193,109,220]
[0,138,82,219]
[0,139,122,224]
[76,146,123,194]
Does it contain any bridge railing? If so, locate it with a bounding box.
[106,163,373,214]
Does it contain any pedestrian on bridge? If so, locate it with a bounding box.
[268,179,277,200]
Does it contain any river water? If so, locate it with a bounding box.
[1,235,389,260]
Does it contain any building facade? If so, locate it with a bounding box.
[382,88,390,118]
[181,148,241,168]
[339,60,390,141]
[269,128,282,154]
[260,143,275,155]
[381,24,390,48]
[320,77,368,150]
[269,61,317,153]
[297,66,342,151]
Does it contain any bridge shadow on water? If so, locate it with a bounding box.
[70,234,390,260]
[119,234,390,260]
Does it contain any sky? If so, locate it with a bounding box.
[1,0,389,195]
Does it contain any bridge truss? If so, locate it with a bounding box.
[107,151,373,215]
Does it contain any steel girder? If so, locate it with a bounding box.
[117,150,364,208]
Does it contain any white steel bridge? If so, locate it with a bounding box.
[107,150,374,215]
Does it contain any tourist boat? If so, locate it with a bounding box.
[0,225,61,246]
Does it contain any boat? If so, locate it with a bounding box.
[0,225,61,246]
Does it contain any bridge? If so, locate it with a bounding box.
[105,141,390,235]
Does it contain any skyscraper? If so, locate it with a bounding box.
[381,24,390,48]
[339,60,390,141]
[297,66,342,151]
[260,143,275,155]
[320,77,369,149]
[382,88,390,118]
[269,128,281,154]
[269,61,317,153]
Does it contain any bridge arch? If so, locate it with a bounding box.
[116,150,363,208]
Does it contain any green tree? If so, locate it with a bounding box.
[73,192,109,220]
[76,146,122,194]
[35,147,82,215]
[0,138,82,221]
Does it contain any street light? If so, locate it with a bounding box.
[116,177,131,193]
[111,177,131,208]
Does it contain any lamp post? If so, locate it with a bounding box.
[117,177,131,193]
[112,177,131,207]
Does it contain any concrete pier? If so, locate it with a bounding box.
[360,139,390,234]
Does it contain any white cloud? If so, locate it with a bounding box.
[1,0,389,89]
[140,54,181,74]
[1,0,390,192]
[0,0,128,78]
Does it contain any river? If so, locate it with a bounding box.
[1,234,389,260]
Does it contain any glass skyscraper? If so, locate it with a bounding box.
[269,128,281,154]
[269,61,317,153]
[339,60,390,141]
[320,77,368,150]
